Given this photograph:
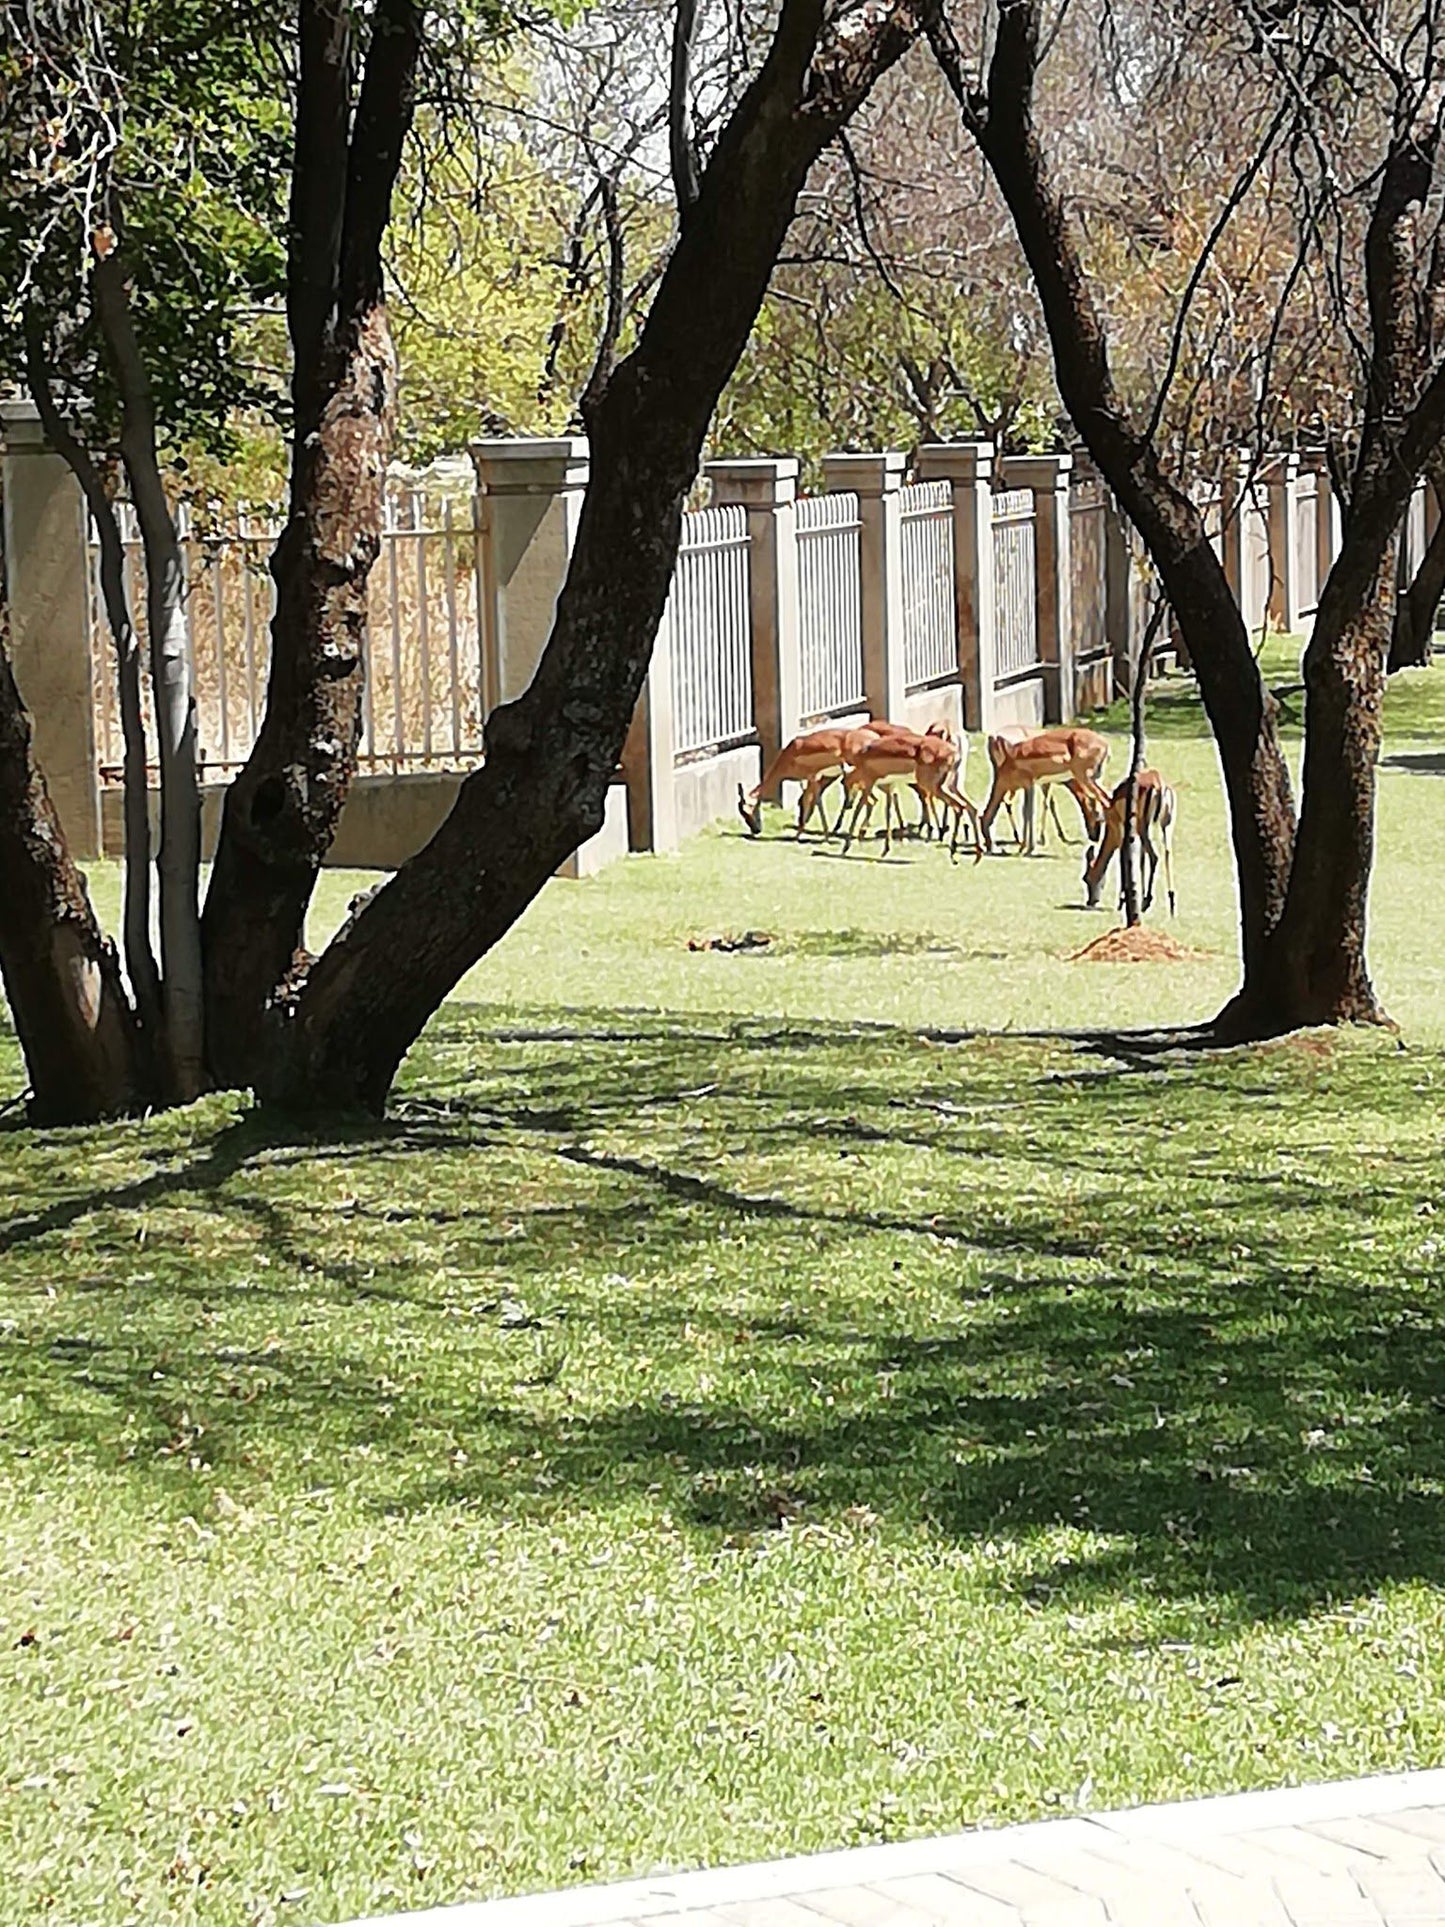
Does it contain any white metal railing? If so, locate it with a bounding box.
[900,479,955,687]
[797,491,865,718]
[992,487,1038,680]
[1069,477,1108,662]
[87,481,486,783]
[665,503,754,757]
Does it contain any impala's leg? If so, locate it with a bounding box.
[1046,788,1071,844]
[825,775,853,840]
[1161,794,1177,916]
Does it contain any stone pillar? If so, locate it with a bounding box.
[917,440,996,731]
[470,437,590,711]
[823,450,906,723]
[0,401,102,858]
[1262,452,1301,632]
[706,458,801,773]
[1311,455,1338,606]
[1002,452,1073,724]
[619,603,677,854]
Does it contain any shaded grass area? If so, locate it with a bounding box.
[3,655,1445,1924]
[3,1012,1445,1926]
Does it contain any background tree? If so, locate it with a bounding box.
[1,0,289,1103]
[929,0,1445,1035]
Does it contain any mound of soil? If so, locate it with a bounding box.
[1069,925,1200,965]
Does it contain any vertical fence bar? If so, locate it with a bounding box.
[388,489,404,767]
[211,524,230,767]
[443,497,462,756]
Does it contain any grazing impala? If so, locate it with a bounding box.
[737,724,875,838]
[1083,769,1178,915]
[840,725,982,858]
[978,726,1111,854]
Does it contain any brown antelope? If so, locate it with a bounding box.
[840,725,982,858]
[737,725,878,838]
[1083,769,1177,915]
[978,727,1111,854]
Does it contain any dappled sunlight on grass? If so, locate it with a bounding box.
[3,655,1445,1924]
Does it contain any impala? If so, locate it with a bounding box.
[840,725,982,858]
[978,726,1111,854]
[1083,769,1178,915]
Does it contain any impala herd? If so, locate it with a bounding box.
[737,718,1177,914]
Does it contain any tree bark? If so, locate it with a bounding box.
[0,618,140,1123]
[201,0,420,1088]
[257,0,932,1115]
[92,253,205,1102]
[24,327,163,1077]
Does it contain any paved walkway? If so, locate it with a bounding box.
[348,1773,1445,1927]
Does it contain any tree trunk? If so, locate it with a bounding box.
[256,0,931,1115]
[0,620,140,1123]
[201,0,419,1087]
[92,253,205,1102]
[23,330,163,1076]
[928,2,1298,987]
[1222,550,1395,1035]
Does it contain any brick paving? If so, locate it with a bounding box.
[344,1771,1445,1927]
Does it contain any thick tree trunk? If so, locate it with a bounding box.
[0,622,140,1123]
[1221,550,1395,1034]
[93,254,205,1102]
[201,0,419,1086]
[256,0,931,1114]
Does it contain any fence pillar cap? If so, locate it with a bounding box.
[821,450,906,496]
[0,399,46,452]
[706,457,799,507]
[1258,451,1300,481]
[916,439,995,484]
[470,436,590,496]
[1000,451,1073,491]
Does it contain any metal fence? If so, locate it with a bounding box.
[992,487,1038,679]
[899,480,955,687]
[797,491,865,718]
[87,484,486,783]
[665,503,754,757]
[1069,474,1108,663]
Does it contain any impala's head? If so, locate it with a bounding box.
[737,783,763,838]
[1082,842,1109,908]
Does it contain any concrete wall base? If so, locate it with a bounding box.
[1073,654,1115,713]
[101,770,631,879]
[674,744,763,842]
[990,676,1047,730]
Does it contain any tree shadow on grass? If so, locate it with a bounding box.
[0,1005,1440,1635]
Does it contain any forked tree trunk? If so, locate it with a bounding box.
[926,4,1298,986]
[0,620,140,1123]
[201,0,419,1087]
[1221,550,1396,1034]
[256,0,932,1114]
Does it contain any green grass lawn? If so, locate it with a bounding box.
[4,653,1445,1927]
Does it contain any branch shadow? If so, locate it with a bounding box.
[1,1004,1439,1636]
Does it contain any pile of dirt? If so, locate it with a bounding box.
[687,930,774,953]
[1069,925,1200,965]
